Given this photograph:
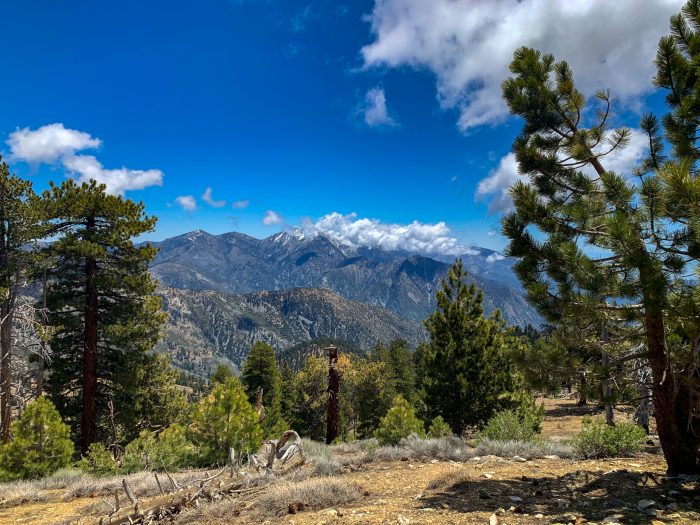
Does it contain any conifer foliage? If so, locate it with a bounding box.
[0,397,73,481]
[241,341,285,436]
[42,180,166,452]
[190,378,263,464]
[501,33,700,472]
[421,260,516,434]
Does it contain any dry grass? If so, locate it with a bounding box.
[0,467,213,509]
[255,477,365,517]
[475,437,575,459]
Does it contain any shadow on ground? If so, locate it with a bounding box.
[420,467,700,524]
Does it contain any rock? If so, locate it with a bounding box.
[495,507,506,516]
[489,514,499,525]
[431,459,439,463]
[482,472,494,479]
[508,495,524,502]
[651,521,665,525]
[602,514,624,524]
[397,515,410,525]
[512,455,528,462]
[638,499,656,511]
[544,455,561,460]
[535,514,544,519]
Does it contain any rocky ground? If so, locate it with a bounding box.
[1,398,698,525]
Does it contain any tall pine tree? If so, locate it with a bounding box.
[241,341,284,436]
[422,260,515,434]
[501,43,700,473]
[43,180,165,451]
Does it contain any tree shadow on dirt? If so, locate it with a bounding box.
[419,467,699,524]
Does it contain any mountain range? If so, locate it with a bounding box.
[147,229,540,374]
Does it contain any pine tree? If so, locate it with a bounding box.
[0,397,73,481]
[343,357,394,439]
[241,341,284,436]
[372,339,417,404]
[422,260,516,434]
[190,377,262,464]
[42,180,165,452]
[500,43,700,473]
[0,158,44,442]
[374,395,425,445]
[118,353,189,442]
[210,363,235,385]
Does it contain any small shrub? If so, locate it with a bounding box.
[572,418,645,458]
[427,416,452,438]
[480,409,538,442]
[77,443,120,476]
[190,378,263,464]
[374,395,425,445]
[0,397,74,481]
[122,424,195,473]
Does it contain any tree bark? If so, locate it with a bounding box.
[82,215,99,452]
[0,297,12,442]
[601,326,614,426]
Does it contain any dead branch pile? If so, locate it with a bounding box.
[88,430,306,525]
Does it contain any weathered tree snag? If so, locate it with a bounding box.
[0,297,13,443]
[325,345,340,445]
[82,215,98,452]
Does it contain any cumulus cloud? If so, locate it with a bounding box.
[361,87,397,127]
[476,129,651,213]
[263,210,284,225]
[362,0,681,131]
[310,212,470,255]
[202,187,226,207]
[486,253,505,263]
[232,199,250,209]
[175,195,197,211]
[7,123,101,164]
[7,123,163,194]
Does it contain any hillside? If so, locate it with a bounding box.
[148,229,541,327]
[156,286,426,375]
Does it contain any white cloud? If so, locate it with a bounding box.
[7,123,101,164]
[476,153,521,214]
[476,129,650,213]
[232,199,250,209]
[362,0,681,131]
[175,195,197,211]
[62,155,163,195]
[361,87,396,127]
[202,187,226,207]
[263,210,284,225]
[7,123,163,194]
[310,212,470,255]
[486,253,505,263]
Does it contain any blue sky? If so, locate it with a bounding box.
[0,0,682,252]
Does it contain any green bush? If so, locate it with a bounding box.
[122,424,195,472]
[427,415,452,438]
[480,409,538,442]
[190,378,263,464]
[77,442,119,476]
[572,417,646,458]
[0,397,74,481]
[374,395,425,445]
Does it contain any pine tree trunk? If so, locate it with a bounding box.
[82,217,99,452]
[577,370,587,405]
[636,252,699,474]
[0,299,12,443]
